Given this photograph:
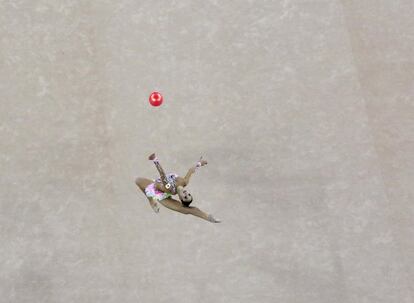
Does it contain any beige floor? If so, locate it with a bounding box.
[1,1,413,302]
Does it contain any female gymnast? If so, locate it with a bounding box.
[135,153,221,223]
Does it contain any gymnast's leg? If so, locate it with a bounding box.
[135,177,160,213]
[159,198,221,223]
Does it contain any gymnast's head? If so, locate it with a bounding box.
[177,186,193,207]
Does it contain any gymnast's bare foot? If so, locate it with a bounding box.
[149,199,160,213]
[148,153,156,161]
[208,214,221,223]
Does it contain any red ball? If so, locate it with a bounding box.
[149,92,163,107]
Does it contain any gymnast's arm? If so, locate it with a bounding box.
[183,157,207,186]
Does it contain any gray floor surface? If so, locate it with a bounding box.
[1,1,413,302]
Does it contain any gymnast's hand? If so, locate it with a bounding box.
[148,153,156,160]
[198,156,208,167]
[189,157,208,174]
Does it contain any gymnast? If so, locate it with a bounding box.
[135,153,221,223]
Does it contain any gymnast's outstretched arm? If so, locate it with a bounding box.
[183,157,208,186]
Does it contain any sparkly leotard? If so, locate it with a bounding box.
[144,173,178,201]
